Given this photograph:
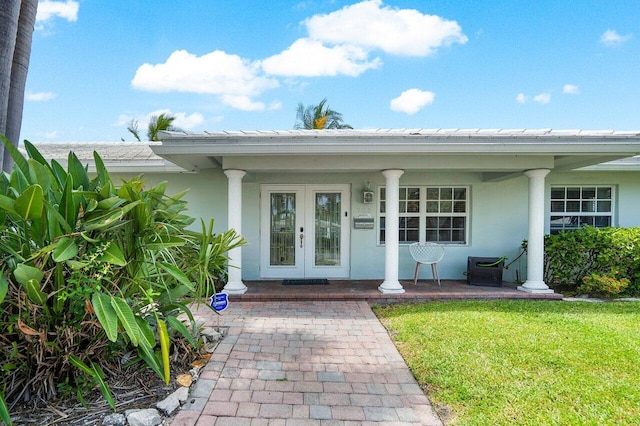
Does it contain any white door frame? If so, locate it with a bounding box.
[260,184,351,279]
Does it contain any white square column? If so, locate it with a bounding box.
[222,169,247,294]
[379,169,406,294]
[518,169,554,294]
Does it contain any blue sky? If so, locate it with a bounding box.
[22,0,638,142]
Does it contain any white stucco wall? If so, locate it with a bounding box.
[127,168,640,284]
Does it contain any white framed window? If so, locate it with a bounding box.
[550,186,614,234]
[379,186,468,245]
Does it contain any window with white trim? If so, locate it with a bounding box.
[379,186,468,244]
[550,186,613,234]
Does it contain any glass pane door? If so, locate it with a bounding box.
[270,193,296,266]
[261,184,350,279]
[314,192,341,266]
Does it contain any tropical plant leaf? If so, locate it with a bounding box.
[14,184,43,220]
[0,194,16,214]
[59,174,77,229]
[44,199,72,235]
[135,316,156,349]
[166,315,197,346]
[28,159,55,193]
[68,355,115,410]
[99,180,113,199]
[0,391,11,426]
[158,285,192,303]
[110,297,140,346]
[160,302,196,325]
[157,319,171,385]
[13,263,44,286]
[91,293,118,342]
[137,344,163,379]
[53,263,65,314]
[25,279,48,306]
[83,209,124,231]
[1,134,29,178]
[68,354,94,376]
[92,151,112,188]
[52,237,78,262]
[91,362,115,410]
[0,272,8,305]
[85,198,98,213]
[156,262,195,292]
[67,151,90,190]
[99,244,127,266]
[96,196,125,211]
[50,159,67,188]
[144,236,187,251]
[9,164,30,194]
[24,140,54,172]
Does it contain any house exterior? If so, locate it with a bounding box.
[36,129,640,295]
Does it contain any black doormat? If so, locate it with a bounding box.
[282,279,329,285]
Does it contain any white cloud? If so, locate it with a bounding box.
[390,88,435,114]
[26,91,56,101]
[172,112,204,129]
[221,95,266,111]
[304,0,467,56]
[131,1,467,107]
[600,29,632,47]
[261,38,381,77]
[516,93,528,104]
[563,84,580,95]
[533,93,551,104]
[36,0,79,22]
[268,101,283,111]
[132,49,279,97]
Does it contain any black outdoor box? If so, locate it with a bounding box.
[467,257,504,287]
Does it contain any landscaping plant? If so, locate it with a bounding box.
[544,226,640,296]
[0,136,244,413]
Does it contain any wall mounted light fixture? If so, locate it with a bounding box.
[363,181,374,204]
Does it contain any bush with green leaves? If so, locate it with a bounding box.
[578,273,630,298]
[544,226,640,296]
[0,135,244,413]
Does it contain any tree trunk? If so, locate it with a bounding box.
[4,0,37,171]
[0,0,21,170]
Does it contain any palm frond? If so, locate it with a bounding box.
[294,98,351,130]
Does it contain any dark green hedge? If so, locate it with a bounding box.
[544,227,640,296]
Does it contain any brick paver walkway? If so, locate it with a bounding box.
[170,301,442,425]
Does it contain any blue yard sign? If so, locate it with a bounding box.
[209,293,229,312]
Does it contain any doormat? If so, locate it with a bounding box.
[282,279,329,285]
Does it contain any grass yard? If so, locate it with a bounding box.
[373,300,640,426]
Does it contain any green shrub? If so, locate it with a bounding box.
[578,273,630,298]
[0,136,244,410]
[544,226,640,296]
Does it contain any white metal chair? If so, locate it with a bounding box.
[409,242,445,286]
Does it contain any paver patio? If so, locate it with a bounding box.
[170,300,442,425]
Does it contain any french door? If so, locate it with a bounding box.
[260,185,350,278]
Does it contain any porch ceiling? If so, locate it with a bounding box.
[152,129,640,175]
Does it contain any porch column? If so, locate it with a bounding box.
[222,169,247,294]
[518,169,554,293]
[379,169,406,294]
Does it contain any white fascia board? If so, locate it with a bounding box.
[54,160,188,174]
[152,139,640,156]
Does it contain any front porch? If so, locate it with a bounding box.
[226,280,563,304]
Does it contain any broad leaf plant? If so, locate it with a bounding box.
[0,135,244,416]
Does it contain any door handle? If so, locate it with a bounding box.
[299,233,304,248]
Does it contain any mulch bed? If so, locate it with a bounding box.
[7,349,199,425]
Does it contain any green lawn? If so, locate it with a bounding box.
[373,300,640,426]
